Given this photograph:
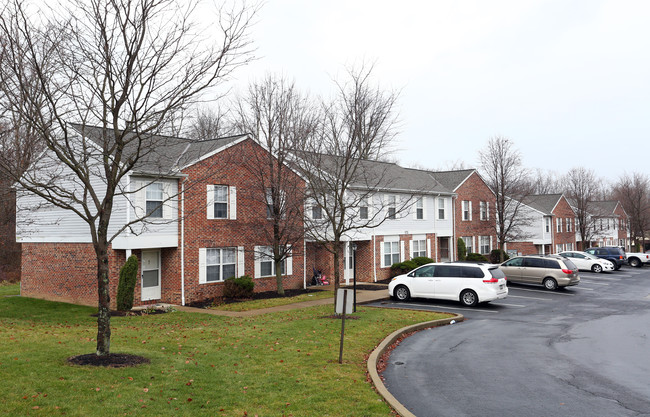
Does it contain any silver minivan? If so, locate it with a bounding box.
[500,255,580,290]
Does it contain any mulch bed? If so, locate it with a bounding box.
[90,309,168,317]
[67,353,150,368]
[187,287,329,309]
[341,284,388,291]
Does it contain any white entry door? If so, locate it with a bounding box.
[141,250,161,301]
[344,242,355,285]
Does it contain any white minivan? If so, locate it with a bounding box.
[388,262,508,307]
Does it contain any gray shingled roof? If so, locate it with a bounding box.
[590,201,619,216]
[69,123,247,175]
[429,169,476,192]
[310,153,454,194]
[525,194,564,215]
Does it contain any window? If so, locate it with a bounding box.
[462,236,473,253]
[438,198,445,220]
[411,239,426,258]
[566,218,572,232]
[556,218,562,233]
[256,246,292,278]
[359,197,369,220]
[146,183,163,218]
[545,217,551,233]
[479,236,490,254]
[383,241,400,267]
[266,188,286,219]
[415,198,424,220]
[311,205,323,220]
[207,184,236,220]
[388,195,396,220]
[556,244,564,253]
[566,242,573,251]
[480,201,488,221]
[461,201,471,221]
[213,185,228,218]
[205,248,236,282]
[412,265,435,277]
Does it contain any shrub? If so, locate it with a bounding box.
[390,260,418,277]
[465,253,489,262]
[489,249,509,263]
[410,256,434,267]
[457,238,467,261]
[116,255,139,311]
[223,275,255,299]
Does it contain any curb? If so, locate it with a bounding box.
[367,313,465,417]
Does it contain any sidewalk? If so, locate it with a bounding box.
[174,284,389,318]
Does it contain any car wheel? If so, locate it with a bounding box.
[630,258,641,268]
[591,264,603,273]
[543,277,558,291]
[614,262,621,270]
[460,289,478,307]
[394,285,410,302]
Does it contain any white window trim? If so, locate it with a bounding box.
[254,246,293,278]
[207,184,236,220]
[198,247,243,284]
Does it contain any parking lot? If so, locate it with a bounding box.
[373,265,650,417]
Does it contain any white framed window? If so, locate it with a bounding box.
[266,188,287,219]
[207,184,236,220]
[556,244,564,253]
[254,246,293,278]
[359,197,369,220]
[566,218,572,232]
[479,236,490,254]
[411,239,426,258]
[146,183,164,218]
[566,242,573,251]
[382,241,400,267]
[462,236,473,253]
[556,218,562,233]
[311,205,323,220]
[198,247,244,284]
[388,195,396,220]
[480,201,489,221]
[461,200,471,221]
[415,197,424,220]
[545,217,551,233]
[438,198,446,220]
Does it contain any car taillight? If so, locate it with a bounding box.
[619,256,624,259]
[562,268,573,274]
[483,277,499,283]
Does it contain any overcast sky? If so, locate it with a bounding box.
[228,0,649,182]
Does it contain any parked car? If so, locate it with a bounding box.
[557,251,614,273]
[499,255,580,290]
[584,247,626,270]
[388,262,508,307]
[624,251,650,268]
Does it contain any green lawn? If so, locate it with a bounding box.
[0,294,451,416]
[0,281,20,296]
[210,290,335,312]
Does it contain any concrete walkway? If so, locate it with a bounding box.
[174,283,389,318]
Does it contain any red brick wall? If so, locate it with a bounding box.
[21,242,124,307]
[614,204,628,243]
[506,241,540,256]
[552,197,577,250]
[454,172,497,256]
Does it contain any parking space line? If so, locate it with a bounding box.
[509,287,575,296]
[508,295,549,301]
[403,303,500,313]
[495,303,526,307]
[576,287,594,291]
[579,281,609,286]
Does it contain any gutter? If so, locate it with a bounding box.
[180,179,186,306]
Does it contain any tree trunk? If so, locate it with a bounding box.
[275,257,285,296]
[95,240,111,356]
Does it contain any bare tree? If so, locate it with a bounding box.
[614,172,650,250]
[188,106,233,140]
[529,168,562,195]
[297,65,410,296]
[230,74,318,294]
[0,0,255,357]
[479,136,533,258]
[563,167,601,249]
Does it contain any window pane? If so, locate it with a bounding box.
[261,261,273,276]
[146,183,163,200]
[142,270,159,287]
[214,185,228,202]
[146,201,163,218]
[222,248,236,264]
[215,202,228,218]
[223,264,236,280]
[360,206,368,219]
[206,248,219,265]
[206,265,220,282]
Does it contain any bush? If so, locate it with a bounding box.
[465,253,489,262]
[457,238,467,261]
[410,256,434,267]
[223,275,255,299]
[116,255,139,311]
[390,260,418,277]
[489,249,509,263]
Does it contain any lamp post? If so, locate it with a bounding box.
[352,242,357,312]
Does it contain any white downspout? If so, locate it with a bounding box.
[180,180,186,306]
[372,233,377,282]
[303,239,307,289]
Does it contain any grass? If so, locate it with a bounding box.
[0,281,20,296]
[210,290,335,312]
[0,294,452,416]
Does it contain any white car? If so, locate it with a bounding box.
[557,251,614,273]
[388,262,508,307]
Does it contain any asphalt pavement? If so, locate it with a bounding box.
[376,265,650,417]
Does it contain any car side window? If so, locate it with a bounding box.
[575,253,586,259]
[413,265,435,277]
[585,249,595,255]
[461,266,485,278]
[544,259,560,269]
[596,249,606,256]
[504,257,523,267]
[434,265,461,278]
[523,258,545,268]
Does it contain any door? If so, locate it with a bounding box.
[141,250,161,301]
[409,265,436,297]
[439,238,450,261]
